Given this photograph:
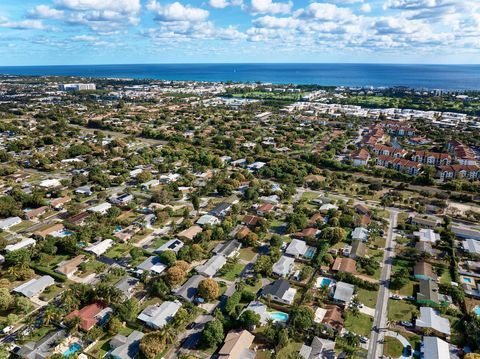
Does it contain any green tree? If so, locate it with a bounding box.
[238,310,260,330]
[201,319,224,348]
[159,250,177,267]
[117,298,140,322]
[0,288,13,310]
[198,278,219,301]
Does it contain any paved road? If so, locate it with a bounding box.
[367,209,398,359]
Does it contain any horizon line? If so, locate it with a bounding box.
[0,61,480,67]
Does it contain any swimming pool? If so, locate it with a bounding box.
[304,247,316,259]
[269,312,289,322]
[474,306,480,316]
[463,277,473,284]
[320,278,332,287]
[63,343,81,357]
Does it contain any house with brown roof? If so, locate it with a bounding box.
[177,225,203,242]
[55,255,86,278]
[218,330,255,359]
[24,206,48,220]
[308,213,324,226]
[294,227,318,239]
[34,223,64,239]
[354,204,370,216]
[257,203,274,216]
[67,211,90,225]
[322,305,344,332]
[242,215,262,226]
[350,149,370,166]
[50,196,71,210]
[331,257,356,274]
[414,260,437,281]
[65,302,108,331]
[411,151,451,166]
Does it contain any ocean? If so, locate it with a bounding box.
[0,63,479,90]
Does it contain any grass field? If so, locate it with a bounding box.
[356,288,378,308]
[238,247,256,261]
[220,263,245,281]
[387,299,417,322]
[344,311,373,337]
[383,336,404,357]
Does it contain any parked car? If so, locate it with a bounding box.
[405,345,412,356]
[401,321,414,327]
[359,336,368,343]
[391,294,401,300]
[2,326,13,334]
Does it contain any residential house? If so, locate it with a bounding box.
[261,279,297,305]
[332,282,354,305]
[257,203,274,216]
[414,229,440,243]
[436,165,480,180]
[415,307,451,337]
[65,302,109,331]
[421,336,451,359]
[242,215,262,226]
[88,202,112,214]
[174,274,205,302]
[110,193,134,206]
[414,261,437,281]
[17,329,67,359]
[350,148,370,166]
[354,204,370,216]
[272,256,295,277]
[241,301,269,325]
[411,216,440,228]
[137,301,182,329]
[110,330,144,359]
[209,202,233,217]
[351,227,369,242]
[299,336,336,359]
[322,305,344,332]
[141,179,160,190]
[177,225,202,241]
[85,239,114,256]
[155,239,185,254]
[137,256,167,275]
[218,330,255,359]
[213,240,242,258]
[0,216,22,230]
[411,151,451,166]
[114,276,139,301]
[5,238,36,252]
[24,206,48,220]
[285,239,308,258]
[14,276,55,298]
[50,196,71,210]
[67,211,90,225]
[196,255,227,277]
[417,279,451,307]
[331,257,356,274]
[350,240,367,259]
[114,225,139,242]
[376,155,422,176]
[372,144,407,158]
[294,228,318,239]
[463,238,480,255]
[196,214,220,227]
[33,223,64,239]
[452,226,480,241]
[75,186,92,196]
[416,242,435,257]
[55,255,86,278]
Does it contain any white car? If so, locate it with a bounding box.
[2,325,13,334]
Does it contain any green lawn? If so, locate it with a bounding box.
[344,311,373,337]
[392,279,416,297]
[277,342,303,358]
[220,263,245,281]
[440,270,453,285]
[244,279,264,295]
[356,288,378,308]
[383,336,404,357]
[387,300,417,322]
[301,191,319,202]
[238,247,256,261]
[104,243,132,259]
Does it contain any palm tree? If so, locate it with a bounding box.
[160,325,177,346]
[42,306,60,325]
[66,316,82,334]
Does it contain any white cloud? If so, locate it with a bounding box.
[54,0,140,13]
[250,0,293,15]
[298,3,355,22]
[0,19,47,30]
[209,0,230,8]
[361,3,372,12]
[72,34,97,41]
[28,5,65,19]
[148,1,209,22]
[253,15,300,28]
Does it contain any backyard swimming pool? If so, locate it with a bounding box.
[316,277,333,288]
[304,247,316,259]
[474,306,480,316]
[269,312,289,322]
[63,343,81,357]
[462,277,473,284]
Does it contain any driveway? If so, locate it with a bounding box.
[386,331,412,359]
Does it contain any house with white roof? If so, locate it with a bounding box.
[14,276,55,298]
[351,227,369,242]
[88,202,112,214]
[5,238,36,252]
[85,239,114,256]
[136,256,167,275]
[196,214,220,227]
[421,336,450,359]
[463,238,480,255]
[196,255,227,277]
[415,307,451,337]
[272,256,295,277]
[0,216,22,230]
[285,239,307,258]
[137,301,182,329]
[414,229,440,243]
[39,179,62,188]
[332,282,354,305]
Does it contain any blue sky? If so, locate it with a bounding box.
[0,0,479,65]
